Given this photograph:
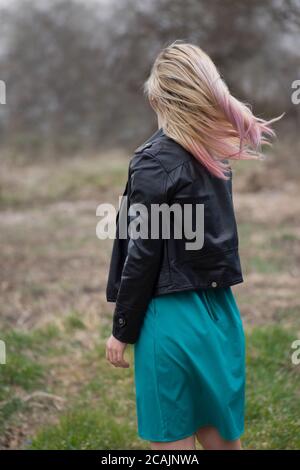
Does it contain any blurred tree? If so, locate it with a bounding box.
[0,0,112,151]
[0,0,299,153]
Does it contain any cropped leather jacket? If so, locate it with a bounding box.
[106,127,243,343]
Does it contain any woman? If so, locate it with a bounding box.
[105,41,277,450]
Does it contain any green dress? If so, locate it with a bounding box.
[133,286,245,442]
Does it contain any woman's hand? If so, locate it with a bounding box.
[106,335,129,368]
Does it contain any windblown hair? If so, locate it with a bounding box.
[144,41,280,179]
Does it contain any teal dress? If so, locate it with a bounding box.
[133,286,245,442]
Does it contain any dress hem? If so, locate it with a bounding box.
[137,423,244,444]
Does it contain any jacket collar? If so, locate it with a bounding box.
[147,126,164,143]
[134,127,164,153]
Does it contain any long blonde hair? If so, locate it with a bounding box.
[144,41,280,179]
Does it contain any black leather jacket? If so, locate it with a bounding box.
[106,127,243,343]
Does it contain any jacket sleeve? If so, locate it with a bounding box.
[111,150,171,343]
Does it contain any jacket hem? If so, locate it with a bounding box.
[153,277,244,297]
[106,277,244,306]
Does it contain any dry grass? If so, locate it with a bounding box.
[0,146,299,449]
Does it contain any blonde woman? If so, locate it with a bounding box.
[105,41,277,450]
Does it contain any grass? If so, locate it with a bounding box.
[30,408,138,450]
[27,326,300,450]
[238,222,299,275]
[0,325,61,429]
[274,307,300,329]
[0,327,60,395]
[0,152,128,208]
[243,326,300,449]
[246,256,283,274]
[64,311,86,331]
[1,147,300,449]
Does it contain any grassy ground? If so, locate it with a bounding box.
[0,146,300,449]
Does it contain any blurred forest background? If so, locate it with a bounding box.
[0,0,300,152]
[0,0,300,450]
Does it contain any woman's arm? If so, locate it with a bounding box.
[111,149,170,344]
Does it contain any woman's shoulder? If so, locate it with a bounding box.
[130,133,192,175]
